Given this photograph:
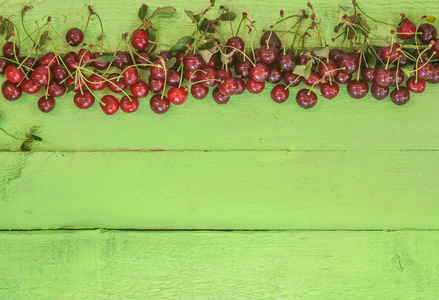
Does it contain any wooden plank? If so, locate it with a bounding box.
[1,151,438,230]
[0,230,438,299]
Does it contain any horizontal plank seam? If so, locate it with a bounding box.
[1,149,439,153]
[1,228,438,232]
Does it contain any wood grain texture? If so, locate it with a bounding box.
[1,150,438,230]
[1,230,438,299]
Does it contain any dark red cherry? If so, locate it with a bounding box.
[212,88,230,104]
[246,78,265,94]
[131,29,148,50]
[63,52,78,70]
[48,81,66,98]
[399,53,409,66]
[76,49,93,66]
[148,77,164,93]
[135,51,153,69]
[329,49,344,61]
[5,65,24,83]
[334,71,352,84]
[122,66,139,86]
[184,69,199,82]
[183,54,203,71]
[120,95,140,113]
[130,81,149,98]
[218,77,237,96]
[31,66,52,86]
[92,52,111,70]
[406,76,426,93]
[155,52,172,62]
[226,36,244,56]
[427,65,439,84]
[107,73,127,93]
[0,58,8,73]
[1,81,22,101]
[336,53,358,74]
[418,24,437,44]
[66,76,86,93]
[150,94,171,114]
[303,71,322,87]
[296,89,317,109]
[19,56,37,73]
[432,40,439,60]
[258,46,279,65]
[283,72,301,87]
[260,31,281,49]
[267,64,282,84]
[250,48,261,64]
[374,68,394,87]
[250,63,269,82]
[318,59,338,78]
[74,90,95,109]
[277,51,296,72]
[38,96,56,113]
[2,42,19,59]
[398,21,417,40]
[222,53,236,66]
[235,59,253,78]
[168,87,189,104]
[415,61,434,80]
[39,52,58,68]
[413,49,430,62]
[166,68,181,87]
[381,43,401,62]
[87,73,106,91]
[235,78,245,95]
[20,79,41,94]
[370,82,389,100]
[204,55,218,68]
[66,28,84,46]
[390,67,404,87]
[114,51,132,69]
[217,69,232,81]
[362,68,375,82]
[100,95,120,115]
[320,82,339,99]
[347,80,369,99]
[150,63,166,80]
[270,84,289,103]
[199,67,218,87]
[190,83,209,99]
[390,87,410,105]
[52,64,68,81]
[297,53,311,65]
[175,51,185,67]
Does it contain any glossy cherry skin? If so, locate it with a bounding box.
[19,56,37,73]
[67,76,86,93]
[270,84,289,103]
[87,73,106,91]
[120,95,140,113]
[107,73,127,93]
[183,54,203,71]
[370,82,389,100]
[114,51,132,69]
[235,78,245,95]
[374,68,394,87]
[390,87,410,105]
[31,66,52,86]
[38,96,56,113]
[20,79,41,94]
[415,61,434,80]
[336,53,358,74]
[205,55,218,68]
[362,68,375,82]
[318,59,338,79]
[48,81,66,98]
[266,64,282,84]
[2,42,19,59]
[5,65,24,83]
[175,51,185,67]
[398,21,417,40]
[246,78,265,94]
[432,40,439,60]
[0,58,8,73]
[250,63,269,82]
[122,66,139,86]
[212,88,230,104]
[427,65,439,84]
[130,81,149,98]
[226,36,244,56]
[150,63,166,80]
[184,70,199,82]
[1,81,22,101]
[92,52,111,70]
[166,69,181,87]
[235,60,253,78]
[131,29,148,50]
[135,51,153,69]
[283,72,301,87]
[334,71,352,84]
[150,95,171,114]
[250,48,260,64]
[347,80,369,99]
[406,76,426,93]
[418,24,437,44]
[168,87,189,104]
[74,90,95,109]
[191,82,209,100]
[66,28,84,46]
[277,51,296,72]
[39,52,58,68]
[155,52,172,62]
[380,44,401,62]
[390,68,404,87]
[303,71,322,87]
[320,82,339,99]
[100,95,120,115]
[52,64,68,81]
[296,89,317,109]
[329,49,344,61]
[149,77,165,94]
[258,46,279,65]
[218,77,237,96]
[76,49,93,66]
[217,69,232,81]
[199,67,218,87]
[63,52,78,70]
[260,31,281,49]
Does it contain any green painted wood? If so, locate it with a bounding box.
[1,230,438,298]
[1,151,438,230]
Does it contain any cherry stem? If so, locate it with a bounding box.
[48,23,78,54]
[188,78,222,86]
[284,75,301,89]
[354,2,397,28]
[223,45,256,67]
[160,57,167,99]
[0,127,22,140]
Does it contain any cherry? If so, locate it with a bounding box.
[76,49,93,66]
[347,80,369,99]
[370,82,389,100]
[66,28,84,46]
[303,71,322,87]
[199,67,218,87]
[398,21,417,40]
[320,82,339,99]
[336,53,358,74]
[31,66,52,86]
[92,52,112,70]
[183,54,203,71]
[87,73,106,91]
[362,68,375,82]
[1,81,22,101]
[205,55,218,68]
[122,66,139,86]
[265,64,282,84]
[226,36,245,56]
[270,84,289,103]
[5,65,24,83]
[107,73,127,93]
[390,87,410,105]
[166,68,181,87]
[189,83,208,100]
[175,51,185,67]
[63,52,78,70]
[329,49,344,61]
[38,96,56,113]
[297,53,311,65]
[184,70,199,82]
[39,52,58,68]
[374,68,394,87]
[74,90,95,109]
[415,61,434,80]
[131,29,148,50]
[235,78,246,95]
[318,59,338,78]
[217,69,232,81]
[20,79,41,94]
[418,24,437,44]
[130,81,149,98]
[246,78,265,94]
[52,64,68,81]
[218,77,237,96]
[234,59,252,78]
[432,40,439,60]
[249,63,269,82]
[150,64,166,80]
[19,57,37,73]
[148,77,165,93]
[114,51,132,69]
[66,76,86,93]
[334,71,352,84]
[250,48,261,64]
[120,95,140,113]
[150,94,170,114]
[168,87,189,104]
[155,52,172,62]
[48,81,66,98]
[390,67,404,87]
[296,89,317,109]
[413,49,430,62]
[380,43,401,62]
[283,72,301,87]
[406,76,426,93]
[2,42,19,59]
[260,31,281,49]
[0,58,8,73]
[258,46,279,65]
[427,65,439,84]
[212,88,231,104]
[101,95,120,115]
[135,51,153,69]
[277,51,296,72]
[399,53,409,66]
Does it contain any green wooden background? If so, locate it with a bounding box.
[1,0,438,298]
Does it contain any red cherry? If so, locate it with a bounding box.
[184,69,199,82]
[107,73,127,93]
[296,89,317,109]
[334,71,352,84]
[329,49,344,61]
[418,24,437,44]
[260,31,281,49]
[205,55,218,69]
[318,59,338,78]
[120,95,140,113]
[390,67,404,87]
[336,53,358,74]
[76,48,93,66]
[406,76,426,93]
[19,56,37,73]
[226,36,244,56]
[320,82,339,99]
[427,65,439,84]
[31,66,52,86]
[249,63,269,82]
[131,29,149,50]
[20,79,41,94]
[148,77,164,93]
[0,58,9,74]
[303,71,322,87]
[212,88,230,104]
[277,51,296,72]
[199,67,218,87]
[283,72,301,87]
[52,64,68,81]
[380,44,401,63]
[5,65,24,83]
[92,52,112,70]
[48,81,66,98]
[346,80,369,99]
[135,51,153,69]
[175,51,185,67]
[87,73,106,91]
[74,91,95,109]
[414,61,434,80]
[114,51,132,69]
[130,81,149,98]
[66,76,86,93]
[235,78,246,95]
[216,69,232,81]
[100,95,120,115]
[390,87,410,105]
[122,66,139,86]
[398,21,417,40]
[374,68,394,87]
[246,78,265,94]
[66,28,84,46]
[166,68,181,87]
[235,60,252,78]
[370,82,389,100]
[271,84,289,103]
[1,81,22,101]
[2,42,19,59]
[168,87,189,104]
[258,46,279,65]
[38,52,58,68]
[266,64,282,84]
[362,68,375,82]
[38,96,56,113]
[183,54,203,71]
[63,52,78,70]
[190,83,209,100]
[150,94,171,114]
[218,77,237,96]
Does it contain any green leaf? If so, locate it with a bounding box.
[365,52,376,68]
[199,49,215,63]
[220,51,234,65]
[144,26,157,52]
[210,0,216,5]
[169,36,195,53]
[198,40,215,50]
[426,16,436,23]
[199,18,215,33]
[0,22,5,35]
[66,81,75,94]
[185,10,200,23]
[304,59,313,79]
[313,46,329,59]
[5,21,13,40]
[401,68,412,78]
[39,30,48,47]
[92,55,118,63]
[30,134,42,141]
[218,12,237,21]
[20,141,30,152]
[292,64,306,77]
[165,57,176,68]
[151,6,176,18]
[138,4,148,21]
[402,38,416,45]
